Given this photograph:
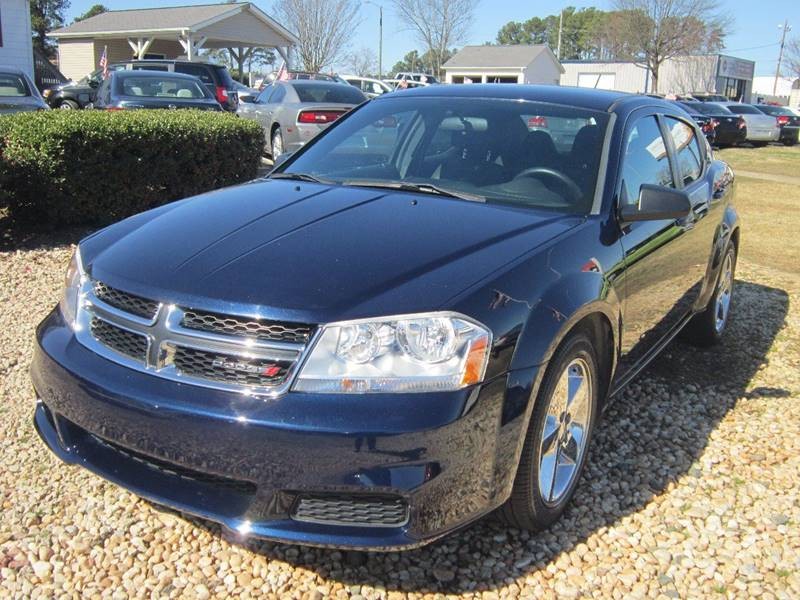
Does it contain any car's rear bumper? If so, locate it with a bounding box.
[745,128,779,141]
[779,126,799,143]
[31,309,536,549]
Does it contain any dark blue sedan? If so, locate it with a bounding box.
[32,84,739,550]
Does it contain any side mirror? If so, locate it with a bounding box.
[272,152,293,170]
[88,79,100,89]
[619,184,692,223]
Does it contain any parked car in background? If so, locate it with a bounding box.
[718,102,779,147]
[342,75,392,98]
[33,85,739,550]
[384,79,430,91]
[44,60,238,112]
[260,71,345,88]
[678,101,747,147]
[232,80,260,104]
[672,101,716,145]
[0,67,49,114]
[690,93,729,102]
[394,72,439,84]
[93,71,222,111]
[238,80,366,156]
[753,104,800,146]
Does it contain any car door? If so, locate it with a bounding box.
[615,111,710,377]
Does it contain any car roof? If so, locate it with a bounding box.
[379,84,673,113]
[0,65,28,76]
[113,70,204,80]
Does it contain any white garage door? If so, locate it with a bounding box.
[577,73,616,90]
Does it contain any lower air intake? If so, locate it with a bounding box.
[292,494,409,527]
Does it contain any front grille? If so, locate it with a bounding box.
[90,433,256,495]
[181,310,314,344]
[292,495,409,527]
[93,281,159,320]
[173,347,292,387]
[90,318,148,361]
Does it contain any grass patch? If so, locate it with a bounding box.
[717,145,800,178]
[732,176,800,273]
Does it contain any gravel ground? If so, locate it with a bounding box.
[1,232,798,599]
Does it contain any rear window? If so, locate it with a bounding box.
[0,74,29,97]
[212,65,235,87]
[726,105,760,115]
[695,103,732,115]
[291,82,365,104]
[756,105,790,116]
[117,76,208,99]
[175,64,214,85]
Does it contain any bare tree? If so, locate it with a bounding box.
[787,38,800,80]
[345,47,378,76]
[604,0,729,93]
[391,0,479,79]
[273,0,361,72]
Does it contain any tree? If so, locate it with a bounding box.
[391,0,478,79]
[345,47,378,77]
[786,38,800,80]
[74,4,107,22]
[496,7,608,60]
[273,0,360,72]
[30,0,71,58]
[390,48,455,77]
[602,0,729,93]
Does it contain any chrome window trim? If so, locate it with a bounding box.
[74,279,313,399]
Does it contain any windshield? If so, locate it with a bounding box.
[117,76,209,99]
[280,96,609,213]
[0,74,30,97]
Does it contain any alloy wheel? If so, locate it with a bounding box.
[715,251,734,334]
[538,357,593,506]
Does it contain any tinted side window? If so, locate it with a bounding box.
[175,64,213,85]
[268,85,286,103]
[621,116,673,205]
[256,84,272,103]
[665,117,702,185]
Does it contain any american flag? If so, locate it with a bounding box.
[276,61,288,81]
[99,46,109,79]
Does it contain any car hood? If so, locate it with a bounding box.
[84,180,581,323]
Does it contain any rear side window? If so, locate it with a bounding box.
[211,65,235,87]
[292,82,365,104]
[175,64,213,85]
[620,116,673,205]
[0,74,29,96]
[665,117,702,185]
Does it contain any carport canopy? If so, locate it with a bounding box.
[49,2,298,65]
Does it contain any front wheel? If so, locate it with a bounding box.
[683,243,737,347]
[58,99,79,110]
[498,332,599,530]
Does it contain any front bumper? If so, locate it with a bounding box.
[32,309,536,549]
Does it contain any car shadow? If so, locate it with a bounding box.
[154,278,790,594]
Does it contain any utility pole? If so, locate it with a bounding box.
[557,10,563,60]
[364,1,383,79]
[774,20,791,96]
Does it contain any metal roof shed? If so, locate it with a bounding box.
[443,45,564,85]
[49,2,298,81]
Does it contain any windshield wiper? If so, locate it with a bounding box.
[269,172,332,184]
[342,180,486,202]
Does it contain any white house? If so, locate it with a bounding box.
[0,0,35,77]
[442,45,564,85]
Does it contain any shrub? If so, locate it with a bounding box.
[0,110,264,226]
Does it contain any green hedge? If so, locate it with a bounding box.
[0,110,264,226]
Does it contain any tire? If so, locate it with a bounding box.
[271,127,284,158]
[58,99,79,110]
[783,139,797,147]
[683,243,737,347]
[498,332,599,531]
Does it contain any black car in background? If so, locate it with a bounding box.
[679,101,746,147]
[673,101,716,144]
[93,71,222,111]
[44,60,239,112]
[754,104,800,146]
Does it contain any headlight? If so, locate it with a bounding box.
[293,313,492,394]
[58,247,85,329]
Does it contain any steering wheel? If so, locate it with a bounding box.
[513,167,583,204]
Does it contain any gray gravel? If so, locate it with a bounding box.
[1,232,798,599]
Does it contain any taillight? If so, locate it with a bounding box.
[528,115,547,128]
[215,86,229,104]
[777,115,790,126]
[297,110,343,124]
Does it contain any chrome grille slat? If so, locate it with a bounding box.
[75,280,315,398]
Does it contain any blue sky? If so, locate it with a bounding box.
[64,0,799,76]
